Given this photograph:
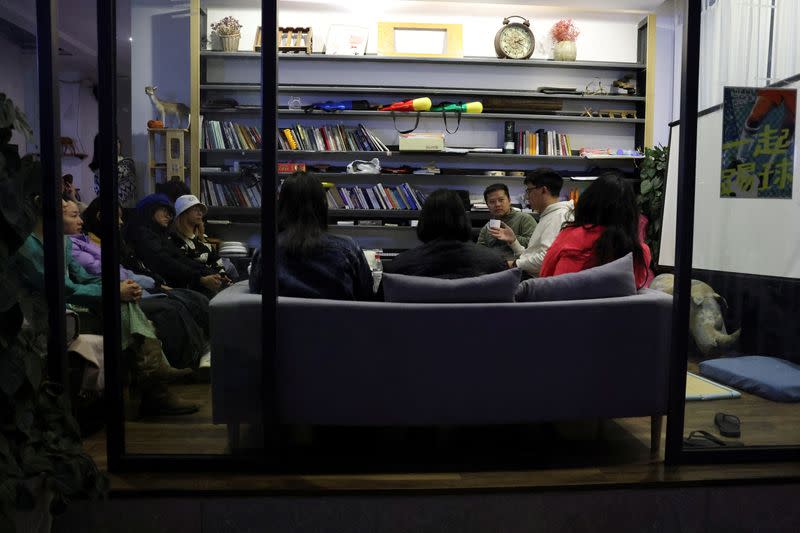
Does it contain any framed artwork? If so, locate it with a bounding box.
[323,24,369,55]
[377,22,463,58]
[254,26,261,51]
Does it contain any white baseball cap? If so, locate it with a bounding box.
[174,194,207,218]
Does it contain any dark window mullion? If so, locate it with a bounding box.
[97,0,125,470]
[35,0,67,390]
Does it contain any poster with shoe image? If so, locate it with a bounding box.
[721,86,795,199]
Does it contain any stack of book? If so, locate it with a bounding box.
[202,120,263,150]
[278,124,389,152]
[515,129,572,156]
[326,183,427,211]
[201,179,263,208]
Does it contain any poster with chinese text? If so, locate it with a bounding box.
[721,87,795,198]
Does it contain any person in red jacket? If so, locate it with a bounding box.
[540,171,652,288]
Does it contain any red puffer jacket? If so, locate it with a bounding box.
[539,225,652,288]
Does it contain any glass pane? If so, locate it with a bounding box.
[89,0,265,456]
[271,3,670,470]
[663,0,800,451]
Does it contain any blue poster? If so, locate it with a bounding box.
[721,86,795,199]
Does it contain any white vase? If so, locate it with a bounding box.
[553,40,577,61]
[220,34,240,52]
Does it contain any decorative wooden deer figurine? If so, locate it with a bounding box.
[60,137,78,156]
[144,86,190,129]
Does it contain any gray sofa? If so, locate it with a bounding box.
[210,281,673,453]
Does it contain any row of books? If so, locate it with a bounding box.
[515,130,573,156]
[278,124,389,152]
[201,179,263,208]
[202,120,263,150]
[327,183,428,211]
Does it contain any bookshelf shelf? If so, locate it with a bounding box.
[329,209,419,219]
[206,206,491,222]
[194,15,655,250]
[201,84,261,91]
[277,109,644,124]
[275,53,645,71]
[202,150,641,162]
[274,150,640,163]
[278,84,645,103]
[204,108,644,124]
[201,51,261,58]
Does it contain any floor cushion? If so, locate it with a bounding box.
[699,355,800,402]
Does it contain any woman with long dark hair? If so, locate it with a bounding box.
[539,171,652,287]
[249,172,373,300]
[384,188,506,278]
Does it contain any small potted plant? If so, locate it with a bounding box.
[211,16,243,52]
[636,144,669,267]
[550,18,580,61]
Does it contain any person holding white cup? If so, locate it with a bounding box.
[477,183,537,262]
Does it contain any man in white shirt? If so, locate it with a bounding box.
[494,169,573,276]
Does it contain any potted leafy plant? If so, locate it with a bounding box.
[0,94,107,532]
[550,18,580,61]
[211,16,243,52]
[636,144,669,267]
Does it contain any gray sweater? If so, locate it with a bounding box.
[477,210,537,261]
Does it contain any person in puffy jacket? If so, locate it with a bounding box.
[68,198,211,369]
[13,200,197,416]
[125,193,227,297]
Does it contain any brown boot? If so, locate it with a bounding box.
[135,337,193,383]
[139,381,199,416]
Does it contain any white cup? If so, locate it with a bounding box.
[489,219,501,229]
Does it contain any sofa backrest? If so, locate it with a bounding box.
[210,282,673,426]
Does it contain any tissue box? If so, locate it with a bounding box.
[399,132,444,151]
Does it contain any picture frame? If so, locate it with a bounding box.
[254,26,261,51]
[323,24,369,56]
[377,22,463,58]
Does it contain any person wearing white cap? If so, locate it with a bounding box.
[172,194,238,282]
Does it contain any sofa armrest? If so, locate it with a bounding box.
[209,281,263,424]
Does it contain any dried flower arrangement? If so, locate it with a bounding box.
[211,16,243,36]
[550,19,580,42]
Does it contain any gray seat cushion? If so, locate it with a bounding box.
[515,253,636,302]
[383,268,522,303]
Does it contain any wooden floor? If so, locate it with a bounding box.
[81,375,800,493]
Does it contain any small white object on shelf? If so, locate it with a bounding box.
[324,25,369,56]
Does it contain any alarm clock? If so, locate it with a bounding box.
[494,16,535,60]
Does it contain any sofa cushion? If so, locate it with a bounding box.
[383,268,522,303]
[699,356,800,402]
[515,253,636,302]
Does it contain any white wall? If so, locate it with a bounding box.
[660,106,799,278]
[58,79,98,203]
[0,32,36,153]
[653,0,675,148]
[206,1,642,62]
[131,2,192,197]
